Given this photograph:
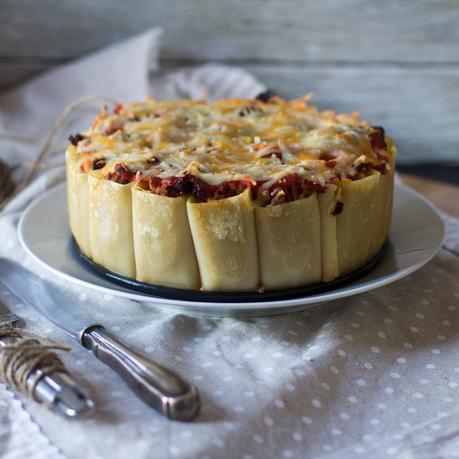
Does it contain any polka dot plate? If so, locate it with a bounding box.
[18,182,444,316]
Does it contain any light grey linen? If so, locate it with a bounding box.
[1,29,459,459]
[0,383,65,459]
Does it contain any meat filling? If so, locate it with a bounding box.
[94,121,389,204]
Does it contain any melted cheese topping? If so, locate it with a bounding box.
[69,96,390,190]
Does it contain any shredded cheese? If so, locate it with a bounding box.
[68,96,389,187]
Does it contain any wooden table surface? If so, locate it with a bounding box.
[400,174,459,218]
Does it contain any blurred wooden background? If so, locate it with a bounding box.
[1,0,458,208]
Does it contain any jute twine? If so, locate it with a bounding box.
[0,324,70,401]
[0,95,116,212]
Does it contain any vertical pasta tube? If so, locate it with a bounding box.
[383,142,397,241]
[187,188,259,291]
[88,174,135,278]
[336,173,380,275]
[317,186,339,282]
[369,142,397,258]
[369,171,387,258]
[132,186,200,289]
[66,150,92,257]
[255,193,321,290]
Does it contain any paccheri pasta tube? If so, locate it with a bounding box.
[88,174,135,278]
[187,188,259,291]
[66,148,92,257]
[132,186,200,289]
[255,193,321,289]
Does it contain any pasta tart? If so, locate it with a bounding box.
[66,93,396,291]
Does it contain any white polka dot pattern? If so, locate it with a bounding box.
[1,185,459,458]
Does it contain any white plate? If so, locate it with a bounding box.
[18,183,444,316]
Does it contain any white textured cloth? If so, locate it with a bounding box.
[0,384,65,459]
[1,29,459,459]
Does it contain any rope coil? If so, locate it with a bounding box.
[0,325,69,401]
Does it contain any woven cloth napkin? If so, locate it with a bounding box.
[1,28,459,459]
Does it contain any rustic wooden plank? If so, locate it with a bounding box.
[398,164,459,185]
[400,174,459,217]
[1,0,459,64]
